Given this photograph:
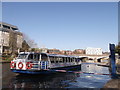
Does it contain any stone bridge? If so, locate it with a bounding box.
[74,54,110,63]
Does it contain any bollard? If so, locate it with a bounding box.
[109,44,117,78]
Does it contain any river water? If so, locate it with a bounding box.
[2,63,111,88]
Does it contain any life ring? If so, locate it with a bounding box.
[10,61,16,68]
[18,62,23,69]
[26,62,33,69]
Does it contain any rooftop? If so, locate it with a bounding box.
[0,22,19,31]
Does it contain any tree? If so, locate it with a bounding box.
[30,48,40,52]
[9,30,17,55]
[115,42,120,55]
[20,40,30,52]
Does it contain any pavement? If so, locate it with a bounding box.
[116,64,120,74]
[103,63,120,89]
[103,78,120,88]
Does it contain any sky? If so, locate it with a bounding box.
[2,2,118,52]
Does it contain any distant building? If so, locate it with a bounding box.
[47,49,61,54]
[0,22,23,55]
[61,50,65,54]
[85,47,103,55]
[40,48,48,53]
[60,50,73,55]
[73,49,85,54]
[65,50,73,55]
[102,52,110,55]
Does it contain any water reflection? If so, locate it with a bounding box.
[81,63,110,74]
[68,63,111,88]
[9,73,78,88]
[3,63,111,88]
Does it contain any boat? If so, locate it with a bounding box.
[10,52,81,74]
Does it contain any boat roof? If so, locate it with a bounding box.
[19,52,47,55]
[48,54,79,58]
[19,52,79,58]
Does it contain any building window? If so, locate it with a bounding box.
[12,27,18,31]
[3,25,10,29]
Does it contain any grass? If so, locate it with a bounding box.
[0,55,14,61]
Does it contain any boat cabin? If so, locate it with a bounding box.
[17,52,48,61]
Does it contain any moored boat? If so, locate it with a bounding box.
[10,52,81,74]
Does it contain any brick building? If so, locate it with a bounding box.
[47,49,61,54]
[73,49,85,54]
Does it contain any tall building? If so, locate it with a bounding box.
[0,22,23,55]
[85,47,103,55]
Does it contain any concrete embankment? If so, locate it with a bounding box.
[103,78,120,88]
[103,63,120,89]
[116,64,120,74]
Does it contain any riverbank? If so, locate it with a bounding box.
[103,78,120,88]
[0,60,11,63]
[116,64,120,74]
[103,63,120,89]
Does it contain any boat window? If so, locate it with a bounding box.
[54,57,57,62]
[75,58,77,62]
[49,56,55,63]
[17,54,28,59]
[49,56,54,60]
[63,57,65,62]
[34,53,40,61]
[71,58,74,62]
[55,57,58,60]
[41,54,48,61]
[77,58,80,62]
[28,54,34,60]
[56,60,58,63]
[68,57,71,62]
[66,57,68,62]
[59,57,63,63]
[53,57,56,61]
[73,58,75,62]
[70,58,72,62]
[51,61,54,63]
[59,61,62,63]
